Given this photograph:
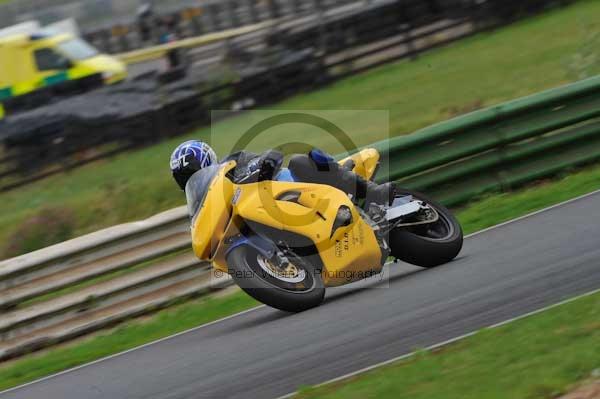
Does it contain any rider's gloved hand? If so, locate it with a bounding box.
[257,150,284,181]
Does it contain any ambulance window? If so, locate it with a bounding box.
[34,48,71,71]
[57,39,99,61]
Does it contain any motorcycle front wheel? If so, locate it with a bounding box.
[389,188,463,268]
[226,246,325,312]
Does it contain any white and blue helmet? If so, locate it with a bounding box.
[170,140,218,189]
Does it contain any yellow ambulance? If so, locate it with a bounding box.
[0,32,127,118]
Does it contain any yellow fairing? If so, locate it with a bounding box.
[191,162,236,262]
[233,181,384,286]
[191,158,384,287]
[338,148,380,181]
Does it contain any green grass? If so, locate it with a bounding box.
[1,158,600,391]
[2,0,600,259]
[457,162,600,235]
[295,290,600,399]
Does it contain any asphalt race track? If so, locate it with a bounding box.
[2,191,600,399]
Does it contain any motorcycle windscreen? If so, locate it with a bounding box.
[186,162,236,260]
[185,165,221,220]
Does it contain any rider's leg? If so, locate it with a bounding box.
[288,152,395,206]
[355,173,395,206]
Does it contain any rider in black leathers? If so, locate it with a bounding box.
[222,148,394,206]
[169,141,394,206]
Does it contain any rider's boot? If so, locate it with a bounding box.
[357,175,396,207]
[336,166,395,206]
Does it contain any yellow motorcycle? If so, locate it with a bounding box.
[187,148,463,312]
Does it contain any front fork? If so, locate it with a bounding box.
[225,233,290,268]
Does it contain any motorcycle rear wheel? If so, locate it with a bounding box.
[389,188,463,268]
[226,246,325,312]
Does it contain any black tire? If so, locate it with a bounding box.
[389,189,463,268]
[226,246,325,312]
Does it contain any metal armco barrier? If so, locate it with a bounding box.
[372,75,600,206]
[0,207,228,361]
[1,75,600,361]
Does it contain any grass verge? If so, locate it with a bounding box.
[1,159,600,391]
[457,161,600,234]
[294,290,600,399]
[2,0,600,258]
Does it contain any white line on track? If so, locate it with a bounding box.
[0,306,264,396]
[276,286,600,398]
[2,188,600,397]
